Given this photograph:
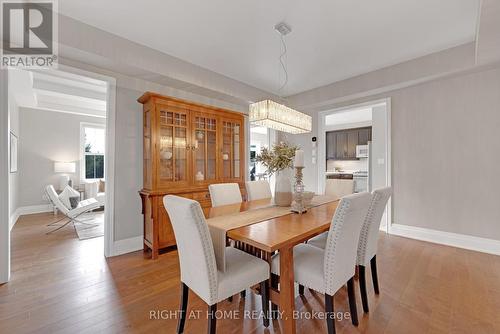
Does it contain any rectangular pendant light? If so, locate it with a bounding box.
[249,100,312,134]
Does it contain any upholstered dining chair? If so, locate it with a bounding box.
[208,183,242,207]
[271,192,372,334]
[163,195,270,334]
[245,180,272,201]
[324,179,355,199]
[307,187,392,313]
[355,187,391,312]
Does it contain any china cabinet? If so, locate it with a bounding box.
[138,92,245,259]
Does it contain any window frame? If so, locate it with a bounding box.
[80,122,106,182]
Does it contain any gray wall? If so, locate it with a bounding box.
[18,108,105,207]
[287,65,500,241]
[112,85,143,241]
[390,66,500,240]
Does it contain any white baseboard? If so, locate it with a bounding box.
[390,224,500,256]
[9,204,53,231]
[111,236,143,257]
[9,209,20,231]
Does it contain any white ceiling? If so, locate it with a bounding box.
[9,69,107,117]
[325,108,372,126]
[58,0,479,95]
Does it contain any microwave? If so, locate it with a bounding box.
[356,145,369,158]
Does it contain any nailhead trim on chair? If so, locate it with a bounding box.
[324,199,350,296]
[190,201,219,305]
[356,188,391,266]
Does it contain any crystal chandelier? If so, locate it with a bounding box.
[249,100,311,134]
[249,22,312,134]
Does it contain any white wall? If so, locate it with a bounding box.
[18,108,105,207]
[7,82,19,224]
[370,105,388,191]
[1,69,11,283]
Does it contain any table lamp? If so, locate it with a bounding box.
[54,162,76,191]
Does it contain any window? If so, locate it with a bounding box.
[81,124,105,180]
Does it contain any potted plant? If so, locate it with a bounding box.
[256,141,299,206]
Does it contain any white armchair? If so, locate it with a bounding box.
[45,185,100,234]
[84,181,105,207]
[163,195,270,334]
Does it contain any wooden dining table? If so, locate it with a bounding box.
[206,198,339,334]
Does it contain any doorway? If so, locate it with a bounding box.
[317,98,392,231]
[249,126,277,190]
[1,65,116,283]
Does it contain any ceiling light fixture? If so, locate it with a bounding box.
[249,22,312,134]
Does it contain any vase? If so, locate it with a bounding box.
[274,169,293,207]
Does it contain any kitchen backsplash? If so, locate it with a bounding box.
[327,159,368,172]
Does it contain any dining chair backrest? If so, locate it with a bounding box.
[45,185,70,215]
[245,180,272,201]
[208,183,242,207]
[325,179,354,199]
[357,187,392,266]
[323,192,372,295]
[163,195,218,305]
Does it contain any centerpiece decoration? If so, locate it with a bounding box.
[256,141,298,206]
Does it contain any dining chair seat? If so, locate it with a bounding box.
[271,243,325,292]
[218,247,269,300]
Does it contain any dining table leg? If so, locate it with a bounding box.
[279,245,296,334]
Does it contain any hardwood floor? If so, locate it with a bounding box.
[1,212,500,334]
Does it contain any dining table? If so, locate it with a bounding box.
[205,197,340,334]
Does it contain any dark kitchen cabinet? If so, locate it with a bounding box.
[326,132,336,159]
[347,130,359,159]
[326,126,372,161]
[336,132,347,159]
[358,128,372,145]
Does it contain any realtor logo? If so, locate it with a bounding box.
[1,0,58,68]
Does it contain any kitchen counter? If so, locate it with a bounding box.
[325,170,355,175]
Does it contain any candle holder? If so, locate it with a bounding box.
[291,166,307,214]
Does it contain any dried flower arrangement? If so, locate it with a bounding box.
[256,141,299,176]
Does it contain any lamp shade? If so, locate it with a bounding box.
[54,162,76,173]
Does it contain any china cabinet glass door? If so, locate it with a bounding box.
[158,105,190,187]
[192,113,218,184]
[221,119,242,180]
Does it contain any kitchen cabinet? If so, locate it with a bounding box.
[347,130,359,159]
[358,128,372,145]
[326,131,336,159]
[336,132,347,159]
[326,126,371,160]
